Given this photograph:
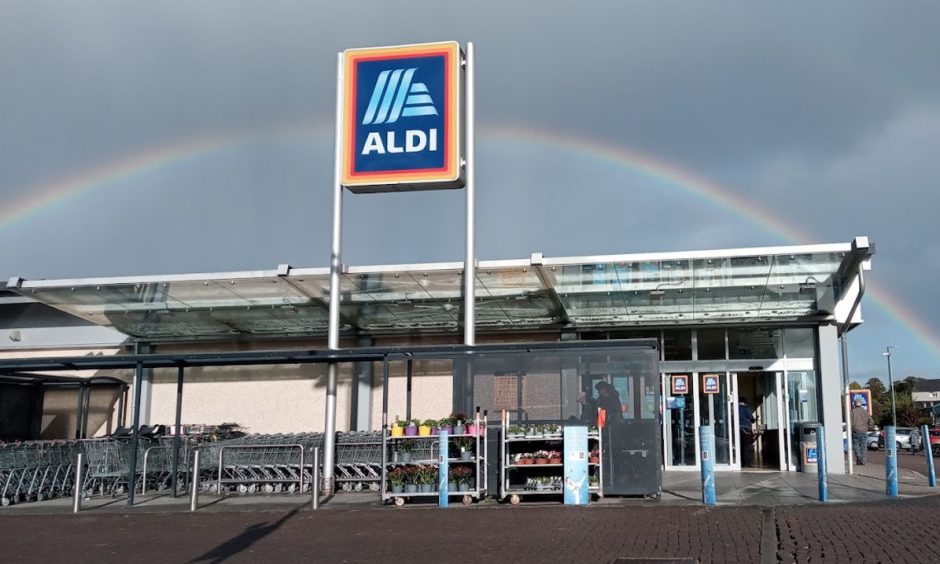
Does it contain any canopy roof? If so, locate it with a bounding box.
[8,239,872,341]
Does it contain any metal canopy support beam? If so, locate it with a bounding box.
[350,336,373,431]
[464,41,476,348]
[322,51,345,497]
[127,358,144,506]
[532,255,570,326]
[172,365,184,497]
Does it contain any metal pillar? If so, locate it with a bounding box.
[190,449,200,511]
[406,359,413,421]
[323,51,346,496]
[311,447,320,510]
[127,359,144,506]
[172,365,184,497]
[463,42,476,348]
[351,336,373,431]
[840,336,853,475]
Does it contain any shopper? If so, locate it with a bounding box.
[850,397,874,465]
[738,400,756,467]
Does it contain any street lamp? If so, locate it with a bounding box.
[883,345,897,427]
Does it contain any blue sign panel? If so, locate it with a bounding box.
[563,426,589,505]
[342,42,462,192]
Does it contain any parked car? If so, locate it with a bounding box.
[867,431,880,450]
[928,428,940,456]
[878,427,914,450]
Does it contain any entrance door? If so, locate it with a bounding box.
[698,372,734,467]
[734,371,787,470]
[663,373,695,467]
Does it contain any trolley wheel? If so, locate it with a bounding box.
[1,497,10,507]
[509,494,521,505]
[393,497,406,507]
[461,495,473,506]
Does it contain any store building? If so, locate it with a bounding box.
[0,237,872,475]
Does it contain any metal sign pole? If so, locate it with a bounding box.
[885,425,899,497]
[464,42,475,347]
[323,51,346,498]
[699,426,716,506]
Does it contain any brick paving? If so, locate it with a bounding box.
[2,496,936,563]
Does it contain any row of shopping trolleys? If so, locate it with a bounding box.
[0,431,386,507]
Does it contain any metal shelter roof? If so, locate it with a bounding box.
[6,239,873,342]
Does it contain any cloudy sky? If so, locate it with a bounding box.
[2,1,938,381]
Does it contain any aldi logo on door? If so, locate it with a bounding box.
[341,42,463,193]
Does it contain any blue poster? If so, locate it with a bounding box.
[563,426,589,505]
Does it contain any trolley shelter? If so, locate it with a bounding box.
[0,238,873,506]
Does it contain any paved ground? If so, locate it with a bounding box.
[2,460,938,563]
[2,496,940,563]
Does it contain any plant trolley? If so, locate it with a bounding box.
[498,411,603,505]
[381,411,488,507]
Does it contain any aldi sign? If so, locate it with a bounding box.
[341,42,463,193]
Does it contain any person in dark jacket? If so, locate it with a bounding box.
[739,400,757,467]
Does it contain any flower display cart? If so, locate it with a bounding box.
[498,410,602,505]
[381,411,488,507]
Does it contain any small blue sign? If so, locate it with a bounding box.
[805,447,818,464]
[674,396,686,409]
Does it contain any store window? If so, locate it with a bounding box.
[696,328,725,360]
[663,330,692,361]
[784,328,815,358]
[728,327,782,359]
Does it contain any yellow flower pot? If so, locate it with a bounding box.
[418,425,432,436]
[391,425,404,437]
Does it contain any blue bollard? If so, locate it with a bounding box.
[699,426,716,506]
[885,425,899,497]
[438,430,449,508]
[922,425,936,488]
[816,426,828,501]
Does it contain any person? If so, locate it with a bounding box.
[595,381,624,424]
[910,428,922,454]
[738,400,756,467]
[850,396,874,465]
[577,390,598,425]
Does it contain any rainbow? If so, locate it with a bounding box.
[2,121,938,359]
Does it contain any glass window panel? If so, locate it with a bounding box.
[728,328,782,359]
[663,330,692,361]
[696,328,726,360]
[785,328,815,358]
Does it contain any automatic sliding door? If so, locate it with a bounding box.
[699,372,732,466]
[663,373,695,467]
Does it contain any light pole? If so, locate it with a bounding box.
[883,345,897,427]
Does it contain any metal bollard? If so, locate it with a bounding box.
[816,426,828,501]
[922,425,936,487]
[72,452,84,514]
[699,426,716,506]
[311,447,320,510]
[190,449,200,512]
[885,425,899,497]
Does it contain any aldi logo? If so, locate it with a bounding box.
[341,42,463,192]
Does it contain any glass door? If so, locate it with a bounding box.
[698,372,735,467]
[663,373,695,467]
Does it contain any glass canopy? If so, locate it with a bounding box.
[12,242,871,340]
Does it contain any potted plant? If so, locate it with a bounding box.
[589,474,599,488]
[517,453,533,465]
[390,419,405,438]
[399,439,415,463]
[447,466,460,491]
[589,448,600,464]
[438,416,454,435]
[547,450,561,464]
[507,425,524,439]
[416,465,436,493]
[388,467,406,494]
[451,412,468,435]
[534,450,549,465]
[419,419,435,437]
[404,466,419,493]
[451,466,473,492]
[404,419,419,437]
[525,425,540,439]
[454,437,474,461]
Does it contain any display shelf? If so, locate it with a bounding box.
[381,411,488,507]
[499,412,603,505]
